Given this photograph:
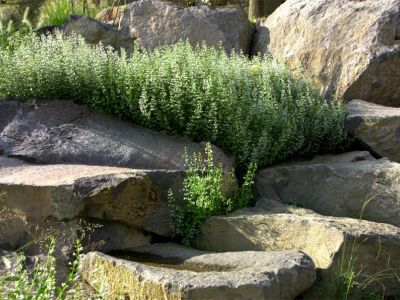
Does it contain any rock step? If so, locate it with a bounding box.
[80,243,316,300]
[0,156,193,240]
[0,156,162,230]
[195,199,400,296]
[255,151,400,227]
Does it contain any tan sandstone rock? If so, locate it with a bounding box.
[252,0,400,105]
[0,157,177,239]
[80,243,316,299]
[0,157,158,227]
[347,100,400,163]
[255,152,400,227]
[196,200,400,295]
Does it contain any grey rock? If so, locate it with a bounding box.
[80,243,316,299]
[120,0,254,54]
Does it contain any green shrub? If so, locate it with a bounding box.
[0,238,84,299]
[0,33,347,168]
[39,0,102,26]
[168,143,256,246]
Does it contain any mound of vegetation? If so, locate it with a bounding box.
[0,33,347,167]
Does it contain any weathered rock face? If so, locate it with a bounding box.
[255,152,400,227]
[81,243,316,299]
[252,0,400,106]
[62,15,135,53]
[347,100,400,162]
[196,200,400,295]
[0,99,233,172]
[120,0,254,54]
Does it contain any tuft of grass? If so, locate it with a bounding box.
[0,33,347,168]
[0,7,32,51]
[310,194,400,300]
[38,0,103,27]
[314,237,399,300]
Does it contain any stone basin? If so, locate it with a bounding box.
[80,243,316,300]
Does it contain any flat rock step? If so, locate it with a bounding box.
[0,156,187,238]
[196,199,400,296]
[80,243,316,300]
[0,156,158,227]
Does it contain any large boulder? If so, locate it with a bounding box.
[347,100,400,163]
[0,99,233,172]
[80,243,316,299]
[196,200,400,295]
[255,152,400,227]
[120,0,254,54]
[252,0,400,106]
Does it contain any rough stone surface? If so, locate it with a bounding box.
[0,156,178,237]
[81,243,316,299]
[255,152,400,227]
[0,157,159,227]
[252,0,400,105]
[347,100,400,162]
[0,99,233,172]
[62,15,135,53]
[120,0,254,54]
[196,200,400,295]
